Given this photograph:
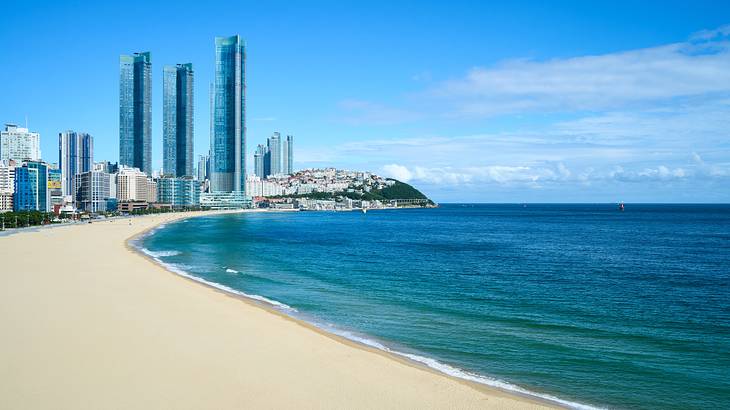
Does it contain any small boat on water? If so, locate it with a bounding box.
[619,202,625,212]
[361,208,367,214]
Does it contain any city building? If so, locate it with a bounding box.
[200,191,251,210]
[254,144,265,178]
[58,130,93,197]
[163,63,194,177]
[13,161,48,211]
[0,159,16,212]
[116,166,156,202]
[211,35,246,194]
[197,154,209,182]
[157,177,200,208]
[1,124,41,163]
[48,167,63,209]
[119,52,152,175]
[283,134,294,175]
[74,170,110,213]
[268,132,281,176]
[93,161,119,174]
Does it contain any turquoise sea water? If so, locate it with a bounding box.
[137,204,730,409]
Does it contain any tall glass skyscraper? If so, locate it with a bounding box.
[268,132,281,176]
[211,36,246,193]
[163,63,194,177]
[283,134,294,175]
[59,130,93,197]
[119,52,152,175]
[254,144,265,178]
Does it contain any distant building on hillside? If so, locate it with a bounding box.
[163,63,194,177]
[119,52,152,174]
[58,130,93,197]
[1,124,41,163]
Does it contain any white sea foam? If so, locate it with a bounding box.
[133,243,599,410]
[225,268,239,274]
[140,248,181,258]
[309,326,603,410]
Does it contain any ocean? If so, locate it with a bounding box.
[136,204,730,409]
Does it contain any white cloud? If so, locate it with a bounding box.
[429,33,730,117]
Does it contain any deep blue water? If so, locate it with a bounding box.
[139,204,730,409]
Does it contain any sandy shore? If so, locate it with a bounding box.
[0,211,558,409]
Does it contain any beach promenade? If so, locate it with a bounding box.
[0,211,555,409]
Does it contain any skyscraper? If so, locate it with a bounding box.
[59,131,93,197]
[119,52,152,175]
[254,144,265,178]
[197,154,210,182]
[1,124,41,163]
[283,134,294,175]
[163,63,194,177]
[211,35,246,193]
[268,132,281,176]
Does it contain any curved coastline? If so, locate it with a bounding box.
[132,211,597,410]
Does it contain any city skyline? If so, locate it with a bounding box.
[2,1,730,202]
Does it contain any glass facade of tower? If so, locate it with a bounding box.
[13,161,48,211]
[163,63,194,178]
[59,130,93,197]
[119,52,152,175]
[211,36,246,193]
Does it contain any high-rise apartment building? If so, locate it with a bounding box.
[283,134,294,175]
[197,154,210,182]
[163,63,194,177]
[59,131,93,197]
[211,35,246,193]
[254,144,266,178]
[268,132,281,176]
[1,124,41,163]
[119,52,152,175]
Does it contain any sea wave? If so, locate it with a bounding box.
[140,248,182,258]
[135,244,297,312]
[317,326,602,410]
[225,268,239,274]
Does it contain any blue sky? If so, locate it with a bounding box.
[2,1,729,202]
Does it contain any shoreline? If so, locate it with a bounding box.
[1,210,564,409]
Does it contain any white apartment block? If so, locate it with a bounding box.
[116,166,156,202]
[0,124,41,163]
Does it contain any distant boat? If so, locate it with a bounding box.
[619,202,625,212]
[361,208,367,214]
